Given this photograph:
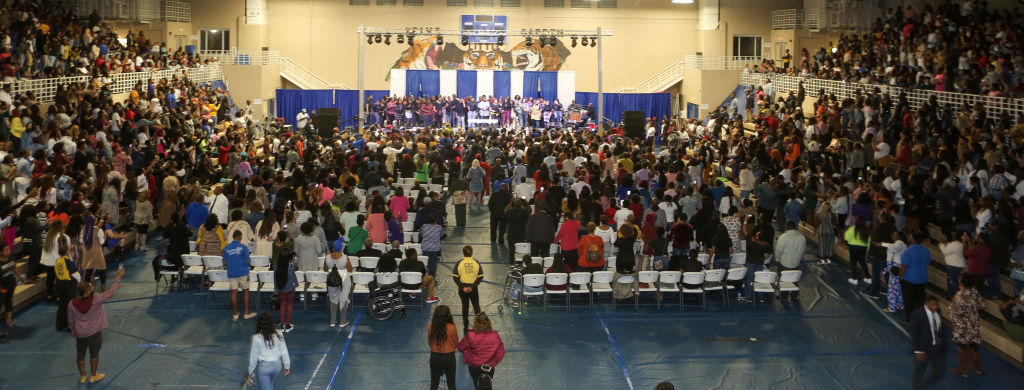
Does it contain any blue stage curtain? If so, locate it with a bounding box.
[420,70,440,97]
[493,71,511,98]
[334,90,360,128]
[275,89,334,126]
[537,72,558,101]
[366,90,391,102]
[457,70,477,99]
[602,93,621,123]
[523,71,541,99]
[405,70,423,97]
[572,92,670,124]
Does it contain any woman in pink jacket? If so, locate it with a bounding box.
[458,312,506,389]
[389,187,410,222]
[67,267,125,384]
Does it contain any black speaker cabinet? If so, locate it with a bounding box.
[622,110,645,139]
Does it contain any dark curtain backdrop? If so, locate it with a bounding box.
[275,89,334,127]
[493,71,511,98]
[457,70,477,99]
[522,71,541,99]
[405,70,423,97]
[573,92,671,123]
[419,70,440,97]
[537,72,558,102]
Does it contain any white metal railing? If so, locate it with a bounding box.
[771,9,803,30]
[616,61,685,93]
[161,0,190,22]
[740,72,1024,123]
[77,0,188,22]
[5,65,223,103]
[770,5,877,31]
[198,50,279,66]
[683,56,762,71]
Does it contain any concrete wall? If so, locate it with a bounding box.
[188,0,796,92]
[681,68,741,118]
[222,63,283,118]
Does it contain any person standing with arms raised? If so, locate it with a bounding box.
[67,265,125,384]
[453,246,484,331]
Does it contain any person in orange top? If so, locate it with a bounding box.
[427,305,460,390]
[577,222,606,272]
[784,139,801,169]
[295,137,305,159]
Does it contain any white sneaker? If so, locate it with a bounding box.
[848,278,859,285]
[299,295,305,302]
[330,323,336,327]
[338,321,351,327]
[311,294,318,302]
[862,278,871,285]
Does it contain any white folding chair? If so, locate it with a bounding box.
[778,270,803,300]
[189,241,197,253]
[417,255,429,267]
[372,243,389,253]
[542,257,555,269]
[404,243,422,255]
[360,256,380,271]
[402,222,414,232]
[293,271,306,296]
[250,256,271,272]
[350,272,376,308]
[520,274,546,310]
[544,273,570,311]
[636,271,660,308]
[679,272,705,311]
[568,272,592,311]
[205,270,230,308]
[549,243,560,255]
[407,212,417,222]
[403,231,416,243]
[605,256,617,272]
[428,184,442,193]
[514,243,532,260]
[376,272,399,286]
[730,253,746,266]
[657,271,683,309]
[612,274,638,311]
[724,267,749,306]
[304,271,329,310]
[202,255,224,270]
[156,257,180,293]
[752,271,778,311]
[590,271,615,307]
[182,254,205,290]
[400,272,425,311]
[702,269,727,307]
[697,253,709,267]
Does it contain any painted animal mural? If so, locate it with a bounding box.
[387,35,571,79]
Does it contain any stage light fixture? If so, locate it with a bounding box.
[374,34,382,44]
[397,34,405,44]
[590,36,598,47]
[407,34,415,45]
[367,35,374,45]
[580,36,589,47]
[539,37,546,48]
[571,36,578,47]
[461,35,469,46]
[497,35,505,45]
[384,34,391,45]
[525,36,533,47]
[548,37,557,47]
[437,35,444,45]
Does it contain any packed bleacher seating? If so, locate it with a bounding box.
[746,1,1024,97]
[0,0,207,82]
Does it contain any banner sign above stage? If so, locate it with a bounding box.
[461,15,507,44]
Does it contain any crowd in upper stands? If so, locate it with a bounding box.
[747,1,1024,97]
[0,0,208,82]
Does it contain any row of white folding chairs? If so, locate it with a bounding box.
[181,255,272,291]
[369,242,422,254]
[348,271,428,310]
[350,255,428,270]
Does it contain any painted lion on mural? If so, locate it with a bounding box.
[387,36,571,79]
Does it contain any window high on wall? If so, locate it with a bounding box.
[544,0,564,7]
[447,0,468,5]
[733,35,762,57]
[474,0,495,6]
[199,29,230,51]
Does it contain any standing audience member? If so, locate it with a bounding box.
[901,233,932,323]
[910,296,946,390]
[453,246,484,330]
[274,251,299,332]
[949,275,983,378]
[224,230,257,321]
[427,305,459,390]
[458,312,506,390]
[53,237,78,332]
[68,267,125,384]
[247,312,291,390]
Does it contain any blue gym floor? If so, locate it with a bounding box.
[2,209,1023,389]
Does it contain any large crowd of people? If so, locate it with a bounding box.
[363,95,596,130]
[747,1,1024,98]
[1,0,210,82]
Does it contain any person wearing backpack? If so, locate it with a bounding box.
[458,312,505,390]
[273,251,298,332]
[577,222,606,272]
[324,238,353,327]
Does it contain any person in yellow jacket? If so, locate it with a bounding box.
[453,246,483,330]
[53,237,80,332]
[843,216,872,286]
[196,215,227,256]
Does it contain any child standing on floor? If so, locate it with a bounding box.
[134,191,154,251]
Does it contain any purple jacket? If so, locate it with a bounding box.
[67,274,122,339]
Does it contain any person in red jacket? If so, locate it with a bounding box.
[553,213,581,270]
[458,312,506,389]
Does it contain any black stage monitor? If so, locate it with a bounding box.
[622,110,645,139]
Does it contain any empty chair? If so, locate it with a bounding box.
[697,253,709,266]
[402,222,414,232]
[181,254,205,290]
[520,274,546,309]
[723,267,749,305]
[612,274,638,310]
[250,255,271,272]
[544,273,570,311]
[417,255,429,267]
[730,253,746,266]
[403,231,416,243]
[360,256,380,271]
[636,271,660,309]
[349,272,376,308]
[590,271,615,307]
[202,255,224,270]
[372,243,389,253]
[549,243,560,255]
[156,258,180,293]
[428,184,442,193]
[542,257,555,269]
[293,271,306,296]
[702,269,727,306]
[778,270,803,300]
[752,271,778,311]
[254,271,277,310]
[205,270,230,308]
[407,212,417,223]
[514,243,531,258]
[605,256,617,272]
[400,272,425,311]
[679,272,705,311]
[567,272,593,310]
[189,241,197,253]
[404,243,421,255]
[304,271,329,310]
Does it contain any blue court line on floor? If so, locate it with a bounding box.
[304,323,348,390]
[98,314,181,390]
[326,311,363,390]
[596,312,635,390]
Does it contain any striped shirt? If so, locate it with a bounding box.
[420,224,444,252]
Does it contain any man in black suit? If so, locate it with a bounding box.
[910,296,946,390]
